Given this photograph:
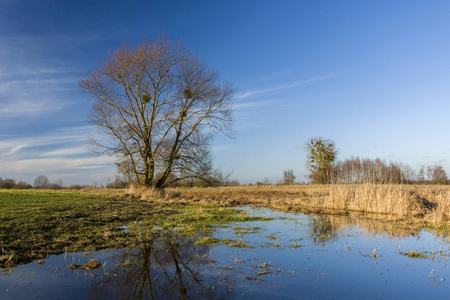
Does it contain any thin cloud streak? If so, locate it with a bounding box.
[234,96,304,112]
[0,126,94,156]
[0,125,116,184]
[235,74,334,99]
[0,156,113,173]
[0,99,68,119]
[40,146,88,157]
[0,65,79,119]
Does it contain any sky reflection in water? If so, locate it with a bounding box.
[1,207,450,299]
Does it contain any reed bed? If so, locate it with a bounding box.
[154,184,450,227]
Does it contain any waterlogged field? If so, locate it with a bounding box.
[0,190,268,268]
[1,189,450,299]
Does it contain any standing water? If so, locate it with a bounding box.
[1,207,450,299]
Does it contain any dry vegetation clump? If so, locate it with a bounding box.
[122,184,182,202]
[325,185,432,217]
[68,259,103,271]
[427,190,450,225]
[126,184,164,200]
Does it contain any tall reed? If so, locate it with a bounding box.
[324,184,426,217]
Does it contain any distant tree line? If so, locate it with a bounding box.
[0,170,240,190]
[322,158,448,184]
[304,137,448,185]
[0,175,67,190]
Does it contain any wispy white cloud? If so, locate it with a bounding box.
[0,98,68,119]
[235,74,334,99]
[0,126,92,156]
[233,96,305,112]
[40,146,88,157]
[0,66,71,78]
[0,77,78,95]
[0,126,115,185]
[0,58,79,120]
[0,156,112,173]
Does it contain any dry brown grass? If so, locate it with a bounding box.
[161,184,450,227]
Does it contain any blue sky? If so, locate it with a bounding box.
[1,0,450,185]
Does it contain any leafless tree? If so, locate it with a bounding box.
[80,36,233,188]
[402,164,416,184]
[283,169,296,185]
[33,175,49,188]
[429,163,448,184]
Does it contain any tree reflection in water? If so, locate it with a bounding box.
[308,215,339,243]
[88,232,232,299]
[308,213,422,244]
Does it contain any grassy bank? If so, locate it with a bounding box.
[0,189,267,268]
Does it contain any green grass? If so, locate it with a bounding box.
[0,190,269,268]
[195,236,253,248]
[400,251,430,259]
[233,226,260,237]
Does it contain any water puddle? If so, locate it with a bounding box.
[2,207,450,299]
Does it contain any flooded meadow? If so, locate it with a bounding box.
[2,207,450,299]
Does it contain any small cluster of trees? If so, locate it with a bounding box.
[305,137,448,185]
[33,175,65,189]
[0,177,32,189]
[417,164,448,184]
[253,171,305,186]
